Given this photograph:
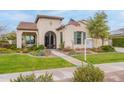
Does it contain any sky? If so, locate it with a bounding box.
[0,10,124,33]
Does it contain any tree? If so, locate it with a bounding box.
[6,31,16,40]
[0,25,7,36]
[0,25,7,41]
[87,11,109,46]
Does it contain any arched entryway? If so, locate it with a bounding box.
[45,31,56,49]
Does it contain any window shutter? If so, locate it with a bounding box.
[74,32,77,44]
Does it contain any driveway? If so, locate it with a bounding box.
[96,62,124,82]
[115,47,124,53]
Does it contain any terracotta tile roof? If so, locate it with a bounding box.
[56,19,80,30]
[35,15,64,23]
[17,22,38,31]
[68,19,80,26]
[79,19,87,25]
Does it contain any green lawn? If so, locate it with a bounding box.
[0,54,74,74]
[73,52,124,64]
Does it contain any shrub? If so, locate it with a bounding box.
[68,49,76,55]
[22,48,29,53]
[29,45,45,51]
[36,45,45,50]
[73,64,104,82]
[10,73,53,82]
[16,48,22,53]
[0,48,13,53]
[28,45,37,51]
[63,46,72,52]
[92,48,102,52]
[10,44,17,50]
[0,43,11,48]
[37,50,45,56]
[112,37,124,47]
[59,42,65,49]
[100,45,115,52]
[30,49,51,56]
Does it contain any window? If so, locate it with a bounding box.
[25,35,35,44]
[74,32,82,44]
[60,32,63,43]
[74,32,86,44]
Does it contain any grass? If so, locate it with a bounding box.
[0,54,74,74]
[73,52,124,64]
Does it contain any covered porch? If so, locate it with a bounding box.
[16,22,38,48]
[17,31,38,48]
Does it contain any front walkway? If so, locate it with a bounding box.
[51,50,83,66]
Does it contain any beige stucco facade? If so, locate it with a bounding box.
[16,15,108,49]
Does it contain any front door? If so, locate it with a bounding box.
[45,31,56,49]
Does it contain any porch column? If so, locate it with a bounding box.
[16,31,22,48]
[36,32,39,47]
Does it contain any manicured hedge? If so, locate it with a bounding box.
[112,37,124,47]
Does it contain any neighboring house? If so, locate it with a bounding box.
[16,15,108,49]
[111,28,124,37]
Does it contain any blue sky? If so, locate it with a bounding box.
[0,10,124,32]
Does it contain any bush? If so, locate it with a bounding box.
[68,49,76,55]
[92,48,102,52]
[10,44,17,50]
[30,49,51,56]
[35,50,45,56]
[16,48,22,53]
[36,45,45,50]
[0,48,13,53]
[29,45,45,51]
[112,37,124,47]
[73,64,104,82]
[22,48,29,53]
[100,45,115,52]
[63,47,72,52]
[0,43,11,48]
[10,73,53,82]
[59,42,65,49]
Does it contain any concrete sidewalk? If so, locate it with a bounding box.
[51,50,84,66]
[0,67,76,82]
[1,62,124,82]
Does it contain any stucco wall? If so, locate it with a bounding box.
[92,38,109,48]
[36,18,62,48]
[59,22,88,49]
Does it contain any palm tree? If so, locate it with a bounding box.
[87,11,109,46]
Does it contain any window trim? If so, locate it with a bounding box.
[74,31,86,45]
